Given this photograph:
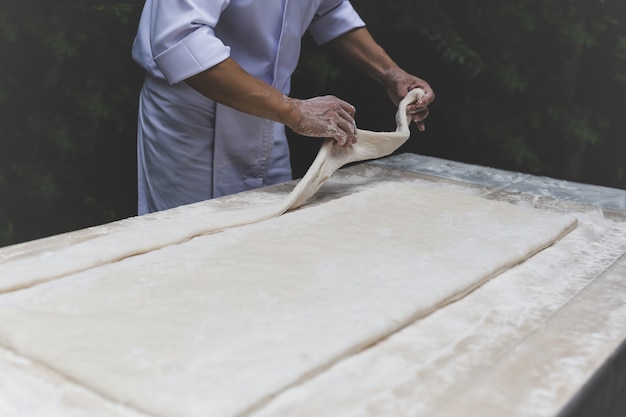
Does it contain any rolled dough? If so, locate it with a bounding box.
[0,182,577,417]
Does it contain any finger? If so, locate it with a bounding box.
[406,103,428,114]
[334,105,357,143]
[335,118,357,145]
[418,90,435,107]
[411,108,430,122]
[327,123,349,146]
[337,100,356,118]
[335,102,356,124]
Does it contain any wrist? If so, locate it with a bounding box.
[378,67,406,90]
[276,96,302,131]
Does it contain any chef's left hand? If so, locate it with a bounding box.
[385,71,435,131]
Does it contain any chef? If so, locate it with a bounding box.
[132,0,434,214]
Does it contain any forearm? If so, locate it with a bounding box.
[325,27,403,88]
[185,57,297,127]
[184,57,358,146]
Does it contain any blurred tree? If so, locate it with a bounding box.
[1,0,624,247]
[0,1,143,246]
[291,0,626,188]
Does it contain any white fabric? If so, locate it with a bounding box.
[0,182,577,417]
[132,0,364,86]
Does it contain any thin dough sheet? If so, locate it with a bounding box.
[0,182,577,417]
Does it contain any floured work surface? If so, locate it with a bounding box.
[0,180,576,417]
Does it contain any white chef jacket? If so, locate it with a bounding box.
[132,0,365,214]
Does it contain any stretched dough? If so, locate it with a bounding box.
[0,182,577,417]
[0,89,424,293]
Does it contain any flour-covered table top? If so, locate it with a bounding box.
[1,153,625,417]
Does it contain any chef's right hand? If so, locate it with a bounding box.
[287,96,357,147]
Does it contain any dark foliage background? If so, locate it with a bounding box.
[1,1,625,247]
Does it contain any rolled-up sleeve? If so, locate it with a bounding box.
[144,0,232,84]
[308,0,365,45]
